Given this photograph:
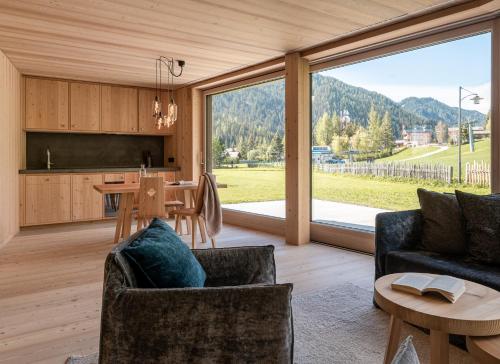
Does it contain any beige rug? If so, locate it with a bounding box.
[67,283,475,364]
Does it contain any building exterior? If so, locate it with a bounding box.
[402,127,433,146]
[311,145,334,163]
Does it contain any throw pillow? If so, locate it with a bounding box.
[391,336,420,364]
[122,218,206,288]
[455,190,500,265]
[416,188,466,255]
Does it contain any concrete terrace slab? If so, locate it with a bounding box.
[222,199,390,230]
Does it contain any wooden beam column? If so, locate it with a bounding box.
[285,52,310,245]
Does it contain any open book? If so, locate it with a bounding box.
[391,274,465,303]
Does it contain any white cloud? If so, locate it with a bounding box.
[359,82,491,114]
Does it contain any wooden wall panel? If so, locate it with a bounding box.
[0,50,22,245]
[285,53,310,245]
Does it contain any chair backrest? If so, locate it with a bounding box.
[194,175,207,214]
[138,176,165,219]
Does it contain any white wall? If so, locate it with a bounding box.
[0,50,22,246]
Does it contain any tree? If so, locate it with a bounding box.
[435,121,448,144]
[212,137,225,167]
[380,111,393,150]
[485,110,491,131]
[247,149,260,161]
[351,126,370,153]
[267,132,284,161]
[332,112,342,136]
[331,135,350,155]
[367,104,382,151]
[315,112,334,146]
[460,124,470,145]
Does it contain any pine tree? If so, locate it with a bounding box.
[435,121,448,144]
[381,111,393,150]
[367,104,382,151]
[315,112,334,146]
[212,137,226,167]
[267,132,284,161]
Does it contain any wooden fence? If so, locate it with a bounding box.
[465,161,490,186]
[315,162,453,184]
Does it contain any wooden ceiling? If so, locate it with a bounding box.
[0,0,480,87]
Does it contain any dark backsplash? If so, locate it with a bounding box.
[27,132,165,169]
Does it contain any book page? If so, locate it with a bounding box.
[424,275,465,295]
[392,274,434,292]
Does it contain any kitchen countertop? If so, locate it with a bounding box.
[19,167,180,174]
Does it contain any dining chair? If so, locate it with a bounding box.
[136,176,165,231]
[171,175,215,249]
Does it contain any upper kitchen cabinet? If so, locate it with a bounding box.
[101,85,138,133]
[70,82,100,132]
[138,89,175,135]
[25,78,69,131]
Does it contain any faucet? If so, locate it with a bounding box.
[46,147,55,170]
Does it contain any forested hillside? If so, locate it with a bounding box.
[211,74,486,160]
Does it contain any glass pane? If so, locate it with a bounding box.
[208,78,285,218]
[311,32,491,231]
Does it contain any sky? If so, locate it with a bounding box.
[321,32,491,114]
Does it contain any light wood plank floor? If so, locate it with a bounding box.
[0,220,374,364]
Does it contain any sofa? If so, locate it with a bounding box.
[98,237,294,363]
[375,209,500,291]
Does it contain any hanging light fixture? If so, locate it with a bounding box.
[153,57,185,129]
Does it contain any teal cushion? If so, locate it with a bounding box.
[122,218,206,288]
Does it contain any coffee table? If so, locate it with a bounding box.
[467,335,500,364]
[375,273,500,364]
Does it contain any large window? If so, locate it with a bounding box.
[206,78,285,217]
[311,32,492,231]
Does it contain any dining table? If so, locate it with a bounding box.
[94,181,226,243]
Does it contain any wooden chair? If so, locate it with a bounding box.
[136,176,165,231]
[171,175,215,249]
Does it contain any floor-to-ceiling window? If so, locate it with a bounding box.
[311,32,492,231]
[206,78,286,218]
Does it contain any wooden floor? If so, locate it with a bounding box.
[0,220,374,364]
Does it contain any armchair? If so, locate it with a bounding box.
[98,242,293,363]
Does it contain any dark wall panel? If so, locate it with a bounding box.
[27,132,164,169]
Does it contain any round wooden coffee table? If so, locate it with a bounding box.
[467,335,500,364]
[375,273,500,364]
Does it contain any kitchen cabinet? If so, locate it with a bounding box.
[25,78,69,130]
[25,175,71,225]
[101,85,138,133]
[70,82,100,131]
[71,174,103,221]
[138,89,175,135]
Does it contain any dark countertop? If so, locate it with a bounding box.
[19,167,180,174]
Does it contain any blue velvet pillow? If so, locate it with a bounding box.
[122,218,206,288]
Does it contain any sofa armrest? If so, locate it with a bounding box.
[99,284,293,363]
[375,210,422,280]
[192,245,276,286]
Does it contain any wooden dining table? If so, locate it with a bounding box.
[94,181,224,243]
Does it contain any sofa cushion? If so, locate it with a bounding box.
[385,250,500,291]
[122,218,206,288]
[455,190,500,266]
[416,188,466,255]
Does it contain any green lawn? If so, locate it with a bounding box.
[379,139,491,173]
[379,146,441,162]
[214,166,489,211]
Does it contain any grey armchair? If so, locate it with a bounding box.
[98,240,294,363]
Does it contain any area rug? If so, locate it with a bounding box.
[67,283,474,364]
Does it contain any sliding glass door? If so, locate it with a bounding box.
[206,78,286,218]
[311,32,492,231]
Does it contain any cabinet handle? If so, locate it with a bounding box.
[45,178,50,182]
[60,124,66,128]
[71,124,76,128]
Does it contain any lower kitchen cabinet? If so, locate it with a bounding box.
[25,175,72,225]
[71,174,103,221]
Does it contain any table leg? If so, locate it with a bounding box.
[113,194,126,243]
[430,330,449,364]
[183,189,192,235]
[121,193,135,240]
[384,315,402,364]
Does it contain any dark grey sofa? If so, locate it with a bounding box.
[98,239,293,364]
[375,209,500,291]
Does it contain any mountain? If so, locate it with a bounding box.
[400,97,486,126]
[211,73,487,153]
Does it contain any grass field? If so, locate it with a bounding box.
[214,166,489,211]
[379,139,491,173]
